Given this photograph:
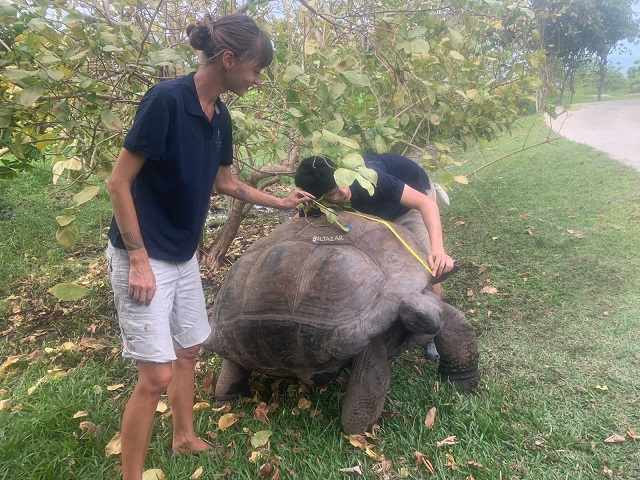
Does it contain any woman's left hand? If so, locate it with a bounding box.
[280,190,315,210]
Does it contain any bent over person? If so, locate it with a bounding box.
[106,14,311,480]
[294,153,454,360]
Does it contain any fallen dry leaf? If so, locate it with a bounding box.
[297,397,311,410]
[250,430,272,448]
[254,403,271,424]
[201,370,216,396]
[414,452,435,474]
[28,369,68,395]
[211,403,231,414]
[0,399,11,411]
[0,356,22,375]
[603,467,613,478]
[468,461,483,468]
[218,413,238,430]
[192,401,209,411]
[105,432,122,456]
[436,435,457,448]
[249,450,266,463]
[445,453,458,470]
[424,407,437,429]
[346,434,370,450]
[78,421,97,434]
[627,429,639,440]
[338,465,363,475]
[190,466,204,479]
[258,463,274,479]
[73,411,89,419]
[107,383,124,391]
[480,286,498,295]
[364,448,385,462]
[142,469,165,480]
[156,401,168,413]
[604,434,626,443]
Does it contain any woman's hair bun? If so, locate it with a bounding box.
[187,23,210,52]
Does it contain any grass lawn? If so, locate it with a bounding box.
[0,115,639,479]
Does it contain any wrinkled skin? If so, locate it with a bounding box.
[203,213,479,434]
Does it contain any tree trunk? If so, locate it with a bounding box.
[200,142,302,273]
[201,198,250,271]
[597,56,607,102]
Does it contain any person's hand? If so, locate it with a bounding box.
[428,249,455,278]
[128,254,157,305]
[280,189,315,210]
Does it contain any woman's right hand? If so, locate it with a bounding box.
[128,253,157,305]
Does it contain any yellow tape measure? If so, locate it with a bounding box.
[347,211,433,275]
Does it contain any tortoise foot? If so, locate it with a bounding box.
[439,369,480,393]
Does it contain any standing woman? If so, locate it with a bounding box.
[106,14,311,480]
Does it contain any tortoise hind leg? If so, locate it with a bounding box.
[215,359,251,403]
[341,336,390,434]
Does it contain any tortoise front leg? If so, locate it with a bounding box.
[341,336,390,434]
[437,303,480,393]
[215,359,251,403]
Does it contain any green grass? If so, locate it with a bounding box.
[549,87,640,105]
[1,116,639,479]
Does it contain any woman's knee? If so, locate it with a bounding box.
[175,344,201,364]
[137,362,173,393]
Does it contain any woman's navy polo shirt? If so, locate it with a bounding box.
[349,153,431,220]
[108,72,233,261]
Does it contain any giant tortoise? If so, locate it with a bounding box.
[203,212,479,434]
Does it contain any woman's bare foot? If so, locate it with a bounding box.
[171,435,214,455]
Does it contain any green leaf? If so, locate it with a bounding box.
[324,120,344,135]
[354,165,378,185]
[56,222,79,247]
[355,173,375,196]
[321,129,342,144]
[454,175,469,185]
[410,39,430,55]
[1,69,38,81]
[288,107,303,118]
[342,71,371,86]
[250,430,273,448]
[311,131,326,151]
[374,135,387,153]
[69,49,89,61]
[48,283,87,301]
[46,69,65,81]
[329,82,347,98]
[407,27,428,39]
[16,85,44,107]
[338,136,359,150]
[334,168,357,187]
[449,51,464,61]
[0,108,11,128]
[52,158,82,185]
[283,65,304,82]
[393,91,405,110]
[56,215,76,226]
[100,109,123,131]
[73,185,100,206]
[340,153,364,169]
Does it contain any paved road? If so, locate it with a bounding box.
[546,97,640,173]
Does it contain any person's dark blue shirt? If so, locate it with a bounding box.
[348,153,431,220]
[108,72,233,261]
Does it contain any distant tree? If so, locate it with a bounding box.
[589,0,640,100]
[628,59,640,92]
